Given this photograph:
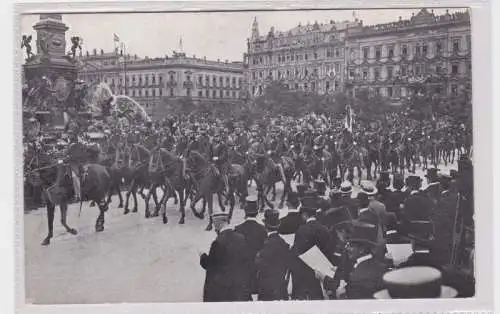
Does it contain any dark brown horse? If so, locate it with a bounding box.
[149,148,188,224]
[25,149,78,246]
[185,150,226,231]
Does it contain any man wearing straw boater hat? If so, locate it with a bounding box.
[373,266,457,299]
[255,209,293,301]
[234,195,267,296]
[338,181,360,219]
[199,212,252,302]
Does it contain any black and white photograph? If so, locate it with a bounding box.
[19,6,478,306]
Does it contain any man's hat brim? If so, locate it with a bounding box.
[373,286,458,299]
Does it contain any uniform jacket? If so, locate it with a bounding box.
[255,232,293,301]
[200,229,252,302]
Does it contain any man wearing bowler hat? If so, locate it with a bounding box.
[424,167,441,206]
[234,195,267,296]
[255,209,294,301]
[200,212,252,302]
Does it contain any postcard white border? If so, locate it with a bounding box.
[10,1,494,313]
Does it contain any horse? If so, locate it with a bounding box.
[150,148,188,224]
[339,141,367,186]
[364,138,380,180]
[25,149,78,246]
[252,152,294,210]
[185,150,226,231]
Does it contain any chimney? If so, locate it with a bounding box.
[100,49,104,55]
[86,50,89,57]
[93,48,97,55]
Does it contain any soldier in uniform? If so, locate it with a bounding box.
[234,196,267,296]
[255,209,293,301]
[200,213,252,302]
[210,130,230,191]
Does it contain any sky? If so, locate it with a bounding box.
[19,8,466,62]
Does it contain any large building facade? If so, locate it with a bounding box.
[78,50,244,117]
[245,8,471,104]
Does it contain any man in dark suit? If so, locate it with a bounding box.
[315,223,389,299]
[431,174,459,266]
[338,181,360,219]
[234,196,267,296]
[400,175,434,240]
[290,200,339,300]
[278,191,303,235]
[424,167,441,206]
[200,213,252,302]
[255,209,293,301]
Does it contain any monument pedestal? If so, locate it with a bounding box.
[23,14,79,129]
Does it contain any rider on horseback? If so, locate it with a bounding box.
[210,130,230,192]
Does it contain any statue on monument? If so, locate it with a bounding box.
[69,36,83,59]
[21,35,34,60]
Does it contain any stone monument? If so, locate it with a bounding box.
[22,14,78,128]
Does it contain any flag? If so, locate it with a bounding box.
[344,105,353,132]
[113,33,120,42]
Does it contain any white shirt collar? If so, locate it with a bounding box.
[414,249,430,254]
[220,225,232,233]
[268,231,278,236]
[246,217,259,222]
[428,181,440,186]
[359,207,369,214]
[306,217,316,223]
[410,190,420,195]
[441,190,449,195]
[354,254,373,268]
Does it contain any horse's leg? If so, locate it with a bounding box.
[124,178,135,214]
[60,202,77,235]
[178,188,185,224]
[159,188,170,224]
[205,194,213,231]
[116,180,124,208]
[144,183,155,218]
[348,167,354,184]
[190,192,205,219]
[41,203,55,246]
[151,186,161,217]
[217,191,226,213]
[132,185,139,213]
[95,201,107,232]
[228,188,235,224]
[263,185,275,209]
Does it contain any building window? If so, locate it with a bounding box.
[422,43,428,55]
[305,69,308,76]
[335,63,341,74]
[375,47,381,60]
[401,65,407,76]
[453,39,460,53]
[259,72,263,78]
[232,77,236,86]
[213,76,217,86]
[277,71,282,79]
[226,91,230,97]
[305,54,308,61]
[362,70,368,80]
[212,90,217,98]
[349,70,355,79]
[451,84,458,96]
[159,75,163,83]
[132,75,136,83]
[226,77,230,86]
[304,83,308,90]
[170,88,174,97]
[152,89,156,97]
[374,68,380,80]
[388,87,393,97]
[170,74,174,81]
[326,49,332,58]
[159,89,163,96]
[402,44,408,56]
[436,41,443,54]
[363,47,369,59]
[152,75,156,84]
[198,76,202,84]
[388,46,394,58]
[145,75,149,85]
[415,65,422,76]
[415,44,421,56]
[452,64,459,75]
[206,76,210,85]
[187,88,191,97]
[387,67,393,79]
[219,77,223,86]
[238,78,242,87]
[139,76,143,85]
[219,90,223,98]
[335,48,340,57]
[436,65,442,74]
[314,52,318,59]
[313,68,318,76]
[232,91,236,98]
